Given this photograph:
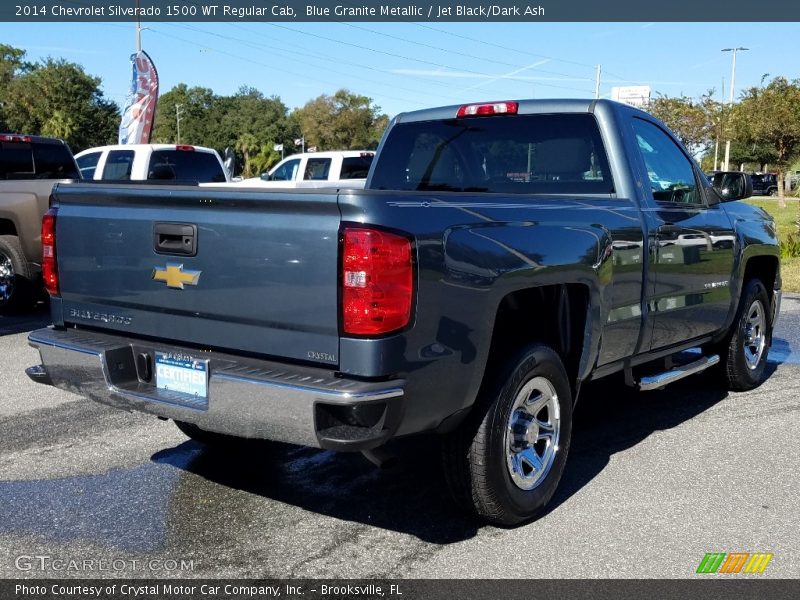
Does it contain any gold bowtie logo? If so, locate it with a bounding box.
[152,263,201,289]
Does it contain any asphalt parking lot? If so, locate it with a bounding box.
[1,297,798,579]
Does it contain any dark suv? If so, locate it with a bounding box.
[750,173,778,196]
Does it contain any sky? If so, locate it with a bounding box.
[1,21,798,119]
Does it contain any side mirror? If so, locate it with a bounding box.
[260,172,271,181]
[711,171,752,202]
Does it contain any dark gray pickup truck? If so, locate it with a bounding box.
[27,99,780,525]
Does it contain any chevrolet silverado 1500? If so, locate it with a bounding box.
[27,99,780,525]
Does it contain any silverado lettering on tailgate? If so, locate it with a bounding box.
[68,308,132,326]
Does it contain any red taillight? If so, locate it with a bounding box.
[456,101,518,118]
[0,134,32,142]
[176,145,195,151]
[342,227,413,336]
[41,208,59,296]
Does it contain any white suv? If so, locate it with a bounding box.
[231,151,374,189]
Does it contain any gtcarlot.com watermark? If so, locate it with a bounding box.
[15,555,195,573]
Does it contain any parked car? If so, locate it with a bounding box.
[230,151,375,189]
[27,99,780,525]
[74,144,230,183]
[0,133,80,312]
[749,173,779,196]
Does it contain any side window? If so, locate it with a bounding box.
[270,159,300,181]
[632,119,701,205]
[103,150,135,180]
[303,158,332,180]
[76,152,102,180]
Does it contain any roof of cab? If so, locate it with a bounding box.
[74,144,220,157]
[392,98,648,124]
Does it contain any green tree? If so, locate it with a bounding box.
[235,132,259,178]
[3,55,118,151]
[151,83,218,147]
[250,144,281,177]
[0,45,33,130]
[647,92,715,155]
[151,84,298,176]
[220,87,297,174]
[733,76,800,207]
[293,89,388,151]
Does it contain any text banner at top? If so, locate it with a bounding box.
[4,0,800,22]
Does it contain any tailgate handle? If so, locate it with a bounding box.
[154,223,197,256]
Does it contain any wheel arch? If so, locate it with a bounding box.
[0,218,19,237]
[481,283,592,405]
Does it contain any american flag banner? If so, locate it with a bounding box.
[118,51,159,145]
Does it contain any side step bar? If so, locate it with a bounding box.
[638,354,720,391]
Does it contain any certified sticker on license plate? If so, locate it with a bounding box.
[155,352,208,399]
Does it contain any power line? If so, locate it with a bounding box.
[148,26,431,110]
[167,22,462,104]
[264,23,596,94]
[223,23,467,97]
[336,22,594,82]
[409,22,642,87]
[411,23,598,70]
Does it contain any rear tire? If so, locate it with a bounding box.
[0,235,35,313]
[721,279,772,391]
[442,344,573,526]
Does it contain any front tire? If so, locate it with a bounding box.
[722,279,772,391]
[442,344,573,526]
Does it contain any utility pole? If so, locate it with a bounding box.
[594,64,602,99]
[135,0,142,52]
[175,104,184,144]
[721,47,748,171]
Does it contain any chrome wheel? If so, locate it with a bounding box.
[743,299,766,370]
[505,376,561,491]
[0,251,15,306]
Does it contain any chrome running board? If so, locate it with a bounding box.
[638,354,720,391]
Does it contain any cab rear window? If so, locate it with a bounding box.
[0,140,79,180]
[370,114,613,195]
[341,155,374,179]
[147,150,226,183]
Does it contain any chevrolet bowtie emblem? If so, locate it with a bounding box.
[152,263,201,289]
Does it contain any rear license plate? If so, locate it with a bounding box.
[155,352,209,400]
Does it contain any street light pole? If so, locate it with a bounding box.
[594,64,601,99]
[721,47,748,171]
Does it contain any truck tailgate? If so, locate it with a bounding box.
[52,183,341,366]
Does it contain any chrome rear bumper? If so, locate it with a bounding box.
[27,327,404,451]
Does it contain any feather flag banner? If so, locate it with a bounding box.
[118,51,159,144]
